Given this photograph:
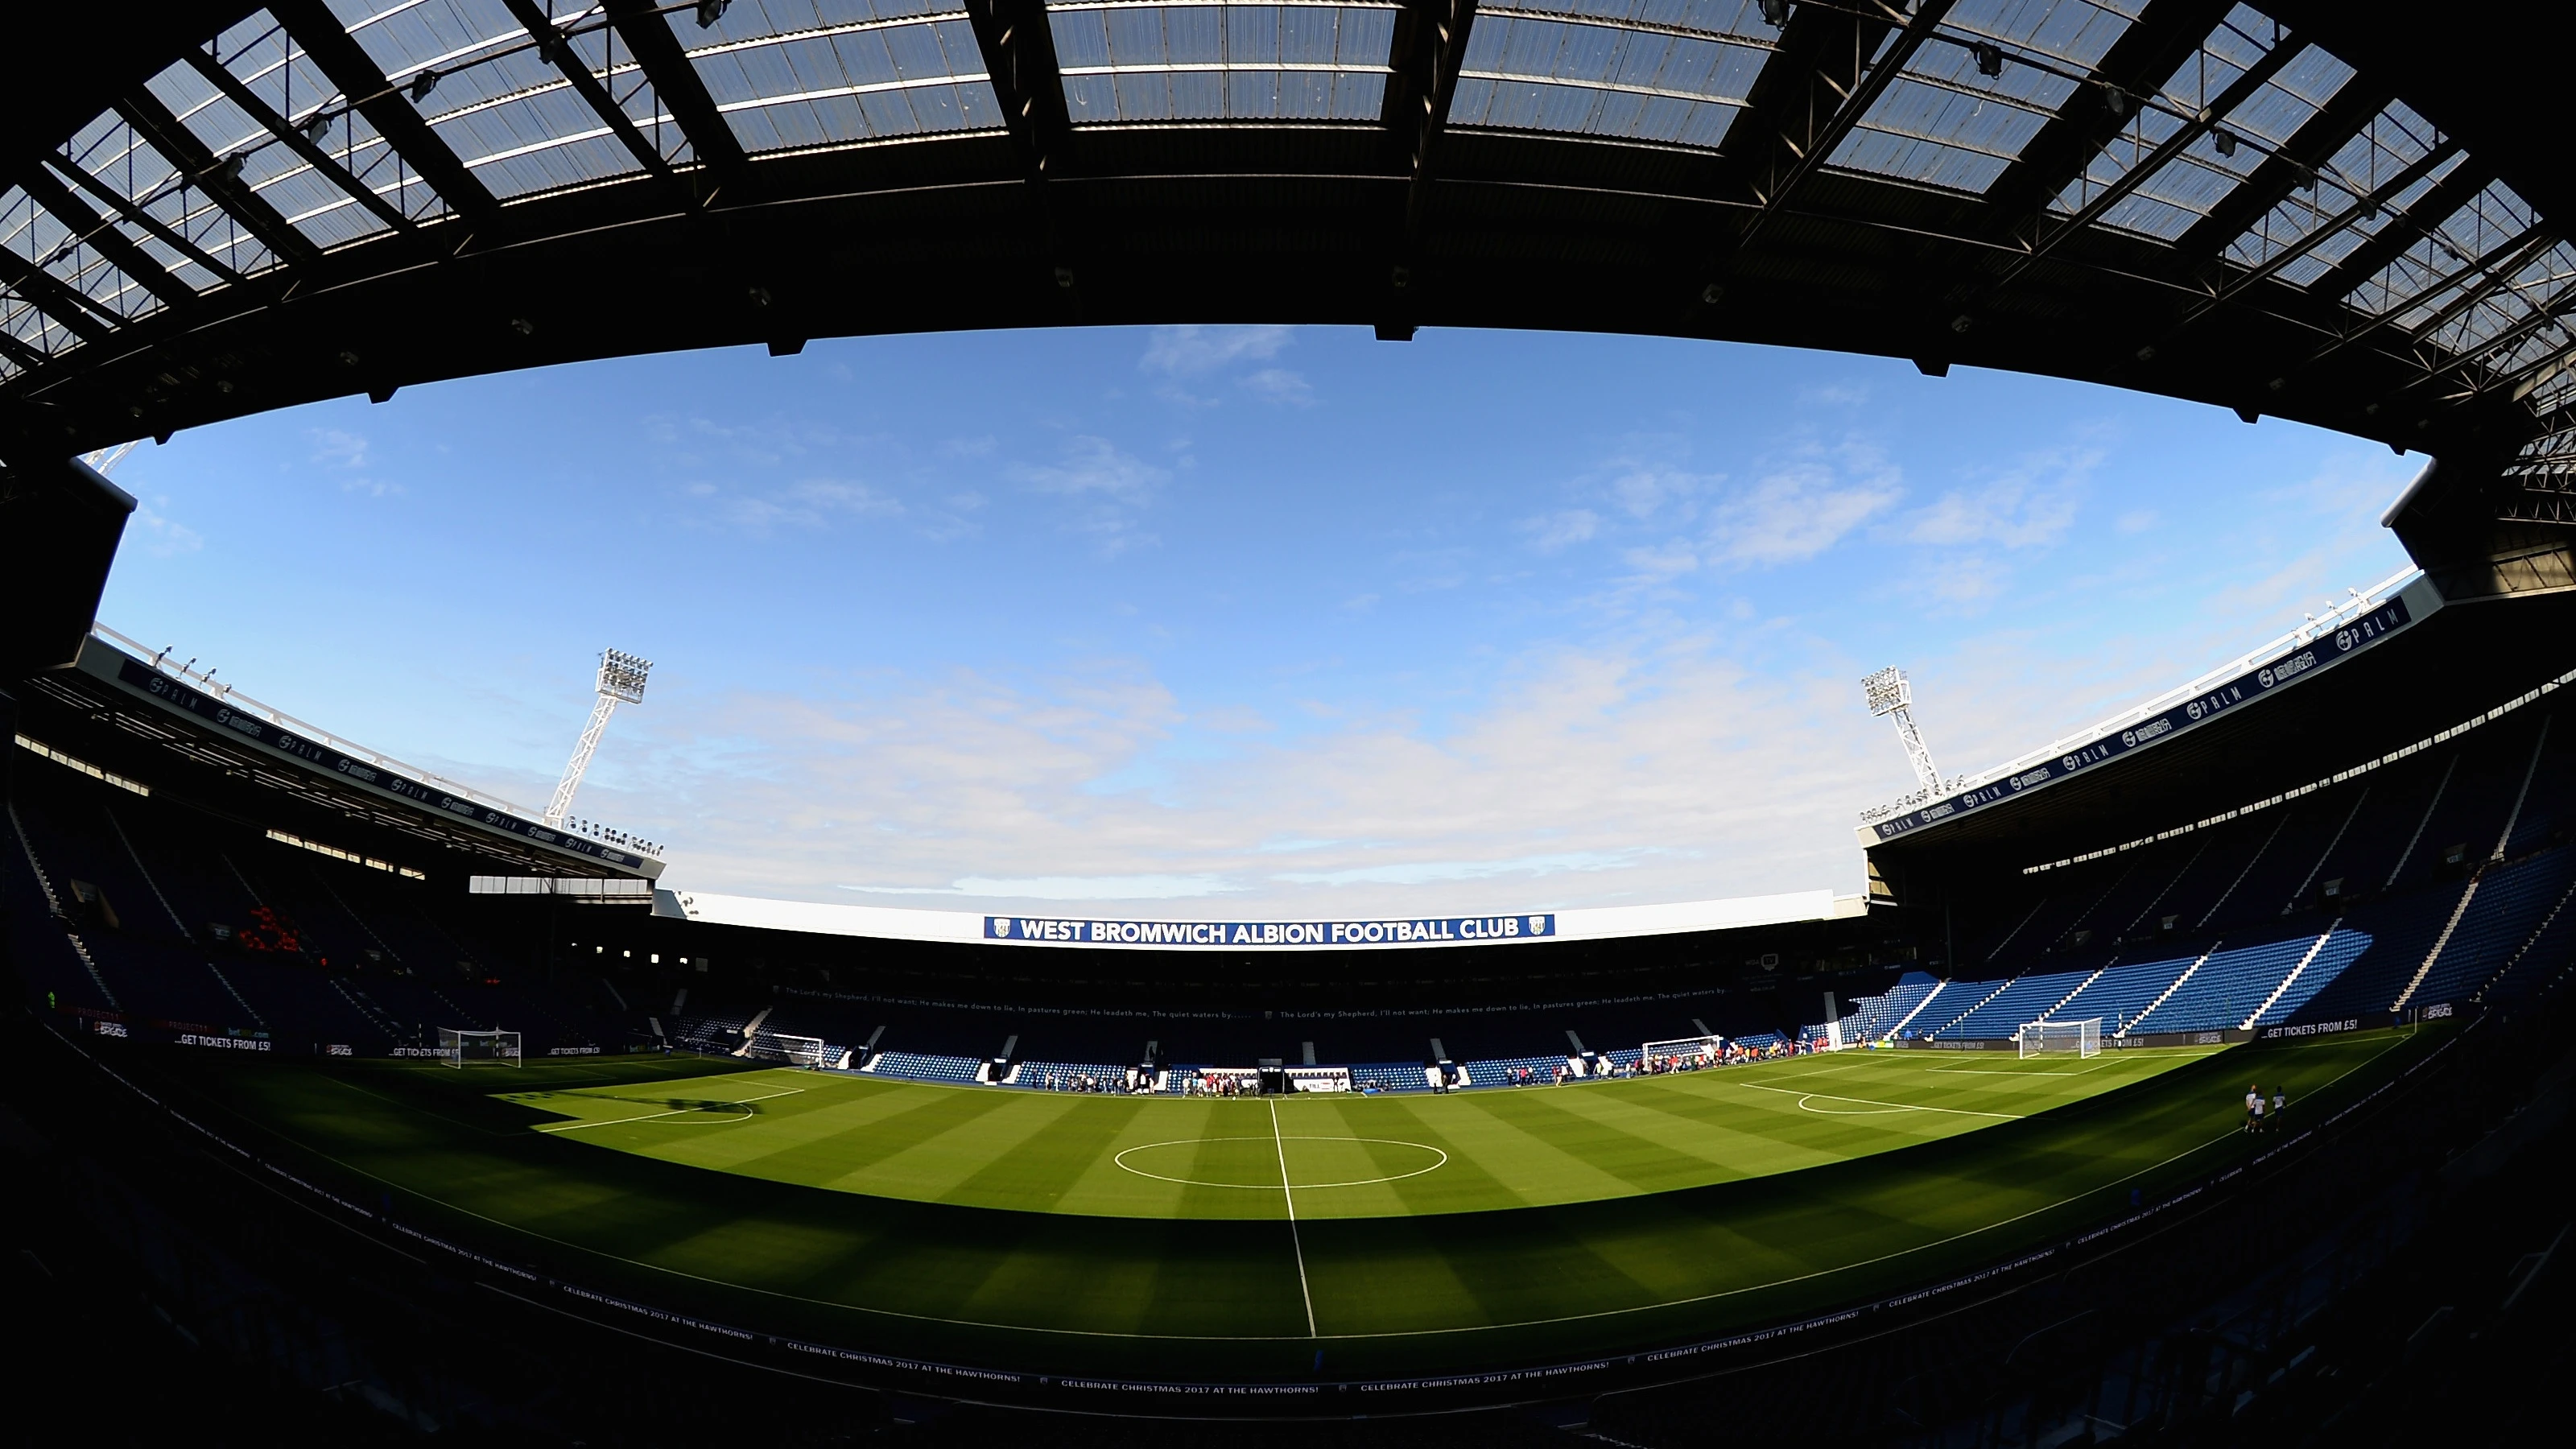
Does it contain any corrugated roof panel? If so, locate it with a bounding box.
[1449,12,1763,147]
[689,10,997,151]
[215,10,454,230]
[2344,179,2537,316]
[1053,3,1393,126]
[5,188,165,323]
[336,0,650,199]
[2058,10,2347,240]
[2223,100,2441,276]
[1828,0,2139,195]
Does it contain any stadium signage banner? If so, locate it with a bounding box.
[109,657,650,873]
[985,914,1555,947]
[1868,593,2417,844]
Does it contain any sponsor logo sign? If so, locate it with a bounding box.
[985,914,1555,948]
[1871,597,2413,842]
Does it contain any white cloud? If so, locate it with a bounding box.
[131,499,203,557]
[844,874,1240,900]
[691,476,904,534]
[1013,436,1170,555]
[1141,325,1291,377]
[1521,508,1600,551]
[1706,444,1902,565]
[308,427,401,496]
[1016,436,1166,502]
[308,427,369,469]
[1901,443,2099,548]
[567,637,1901,917]
[1798,383,1870,407]
[1240,367,1314,405]
[1271,849,1652,886]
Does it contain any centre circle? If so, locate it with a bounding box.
[1113,1135,1450,1189]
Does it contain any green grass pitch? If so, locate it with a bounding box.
[162,1032,2409,1381]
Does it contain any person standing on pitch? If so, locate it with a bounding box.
[2245,1084,2263,1133]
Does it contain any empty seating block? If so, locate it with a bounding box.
[2128,938,2314,1034]
[1932,968,2095,1039]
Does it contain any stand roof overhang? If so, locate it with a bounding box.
[1,1,2572,493]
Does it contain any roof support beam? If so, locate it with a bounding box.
[1995,36,2306,288]
[2471,293,2576,393]
[43,153,249,290]
[10,165,196,309]
[114,89,321,269]
[500,0,684,192]
[1379,0,1477,334]
[1385,0,1478,234]
[269,0,498,223]
[964,0,1075,183]
[0,243,118,345]
[2164,77,2392,274]
[183,50,419,239]
[603,0,749,202]
[1979,0,2233,233]
[1721,0,1954,255]
[2155,136,2463,341]
[0,320,50,373]
[2306,221,2556,372]
[2306,159,2493,305]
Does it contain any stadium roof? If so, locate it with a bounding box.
[1862,580,2576,877]
[2,0,2574,504]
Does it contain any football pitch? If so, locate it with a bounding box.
[504,1047,2225,1218]
[160,1030,2409,1381]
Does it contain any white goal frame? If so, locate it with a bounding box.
[743,1029,829,1068]
[2017,1018,2101,1059]
[1641,1034,1723,1067]
[438,1026,521,1067]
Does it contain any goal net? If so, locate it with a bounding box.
[2017,1018,2101,1059]
[438,1027,521,1067]
[743,1029,829,1068]
[1640,1034,1723,1068]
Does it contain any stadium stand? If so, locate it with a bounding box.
[867,1051,984,1086]
[1016,1060,1135,1092]
[1842,972,1938,1042]
[1928,967,2099,1040]
[1460,1053,1577,1088]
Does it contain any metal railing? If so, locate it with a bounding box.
[1859,567,2424,824]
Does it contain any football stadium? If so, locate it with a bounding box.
[4,2,2574,1444]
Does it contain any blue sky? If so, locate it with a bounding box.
[96,324,2418,912]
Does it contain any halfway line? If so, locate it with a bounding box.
[1268,1098,1318,1336]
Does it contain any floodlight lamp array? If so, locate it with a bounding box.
[596,650,653,705]
[1861,667,1912,717]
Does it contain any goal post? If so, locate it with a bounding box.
[1640,1034,1723,1068]
[2017,1018,2101,1059]
[438,1026,522,1067]
[743,1029,829,1068]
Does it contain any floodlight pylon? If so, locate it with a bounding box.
[544,649,652,827]
[1861,667,1942,793]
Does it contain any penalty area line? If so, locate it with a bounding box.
[1269,1098,1318,1337]
[536,1085,807,1133]
[1731,1080,2023,1120]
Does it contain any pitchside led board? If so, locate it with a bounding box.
[985,914,1554,948]
[1863,578,2440,845]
